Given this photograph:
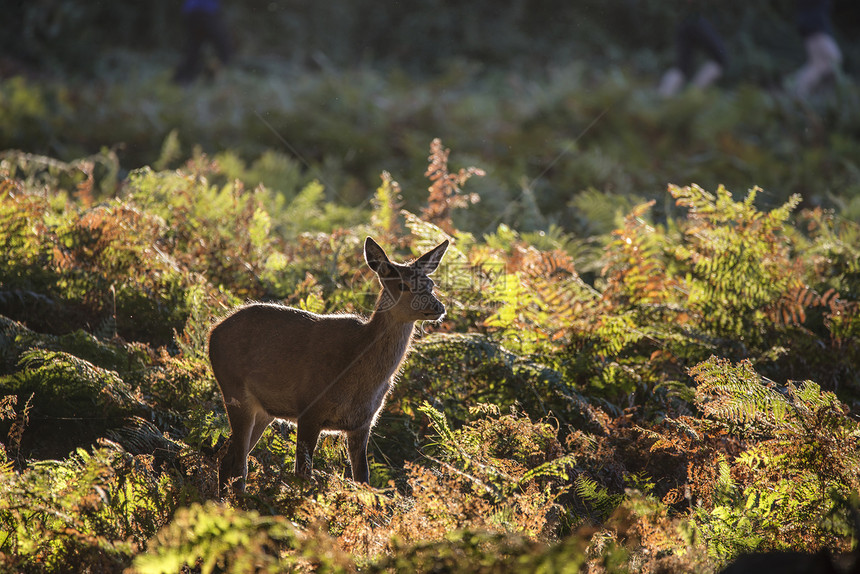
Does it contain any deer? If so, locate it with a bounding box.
[208,237,449,493]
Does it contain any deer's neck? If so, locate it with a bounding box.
[363,306,415,375]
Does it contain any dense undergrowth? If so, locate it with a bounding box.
[0,136,858,572]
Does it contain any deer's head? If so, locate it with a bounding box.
[364,237,448,322]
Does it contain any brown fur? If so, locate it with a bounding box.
[208,237,448,492]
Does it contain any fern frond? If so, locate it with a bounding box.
[417,401,458,452]
[106,416,183,457]
[6,349,144,422]
[516,454,576,488]
[371,171,403,242]
[420,138,484,235]
[691,357,855,445]
[132,502,331,574]
[573,474,624,521]
[691,357,788,428]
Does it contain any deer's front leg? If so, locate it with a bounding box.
[295,418,321,479]
[347,426,371,484]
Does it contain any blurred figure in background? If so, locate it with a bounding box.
[791,0,841,98]
[658,3,728,97]
[173,0,232,84]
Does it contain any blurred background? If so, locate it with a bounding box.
[2,0,859,233]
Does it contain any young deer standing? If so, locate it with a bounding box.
[208,237,448,492]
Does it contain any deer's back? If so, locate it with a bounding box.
[209,302,367,374]
[208,303,381,418]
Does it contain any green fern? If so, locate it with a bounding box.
[670,184,804,342]
[0,445,150,572]
[417,401,459,454]
[152,129,182,171]
[174,283,212,361]
[3,349,143,420]
[515,455,576,488]
[371,171,403,240]
[690,357,789,430]
[690,356,848,437]
[105,416,184,457]
[573,474,624,522]
[133,502,351,574]
[690,356,860,556]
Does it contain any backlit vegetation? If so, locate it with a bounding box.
[1,133,858,571]
[2,3,860,566]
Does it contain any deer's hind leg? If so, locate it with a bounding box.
[220,402,257,493]
[249,412,275,452]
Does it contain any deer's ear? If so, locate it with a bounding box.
[414,239,449,274]
[364,237,392,274]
